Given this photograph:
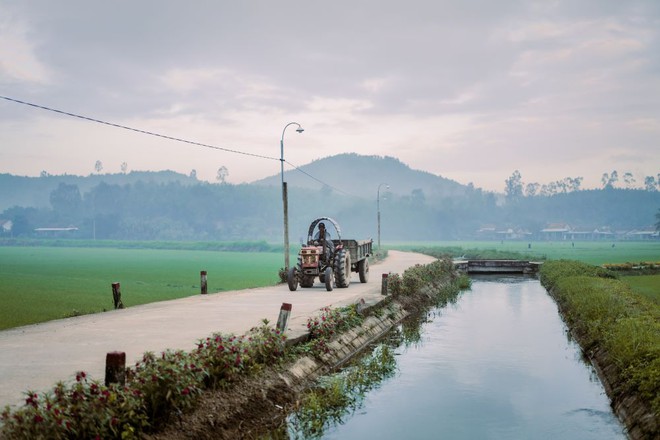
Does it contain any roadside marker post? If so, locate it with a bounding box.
[277,303,292,332]
[105,351,126,386]
[200,271,208,295]
[111,282,124,309]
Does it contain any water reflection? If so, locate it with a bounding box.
[302,275,626,440]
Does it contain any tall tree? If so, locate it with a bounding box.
[644,176,657,192]
[216,166,229,184]
[50,183,82,213]
[121,162,128,174]
[94,160,103,174]
[504,170,523,201]
[567,177,583,192]
[601,170,618,189]
[623,172,635,188]
[525,182,540,197]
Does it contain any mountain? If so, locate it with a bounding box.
[251,153,470,200]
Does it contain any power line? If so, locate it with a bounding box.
[0,95,278,161]
[1,94,360,196]
[285,160,358,198]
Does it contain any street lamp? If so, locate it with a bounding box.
[280,122,304,269]
[377,183,389,250]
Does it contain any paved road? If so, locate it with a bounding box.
[0,250,435,408]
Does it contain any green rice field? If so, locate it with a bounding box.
[391,240,660,266]
[0,247,282,330]
[622,275,660,304]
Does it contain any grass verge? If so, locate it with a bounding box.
[540,260,659,438]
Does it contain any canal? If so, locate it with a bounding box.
[289,275,628,439]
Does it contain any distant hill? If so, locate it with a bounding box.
[0,170,198,211]
[251,153,469,199]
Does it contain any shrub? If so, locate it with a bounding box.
[128,350,204,427]
[306,306,363,356]
[1,373,146,439]
[1,322,288,438]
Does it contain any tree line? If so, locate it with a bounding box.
[504,169,659,200]
[2,173,658,242]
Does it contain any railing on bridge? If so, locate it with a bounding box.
[453,259,542,274]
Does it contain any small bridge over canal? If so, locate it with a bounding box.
[454,259,542,274]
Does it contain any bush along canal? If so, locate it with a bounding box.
[276,274,631,439]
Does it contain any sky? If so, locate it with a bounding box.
[0,0,658,193]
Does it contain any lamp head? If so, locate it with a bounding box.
[296,126,304,133]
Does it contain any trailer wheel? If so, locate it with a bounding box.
[358,258,369,283]
[335,249,351,288]
[324,267,333,291]
[287,267,298,291]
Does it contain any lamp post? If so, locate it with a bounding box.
[377,183,389,250]
[280,122,304,269]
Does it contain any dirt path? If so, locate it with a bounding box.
[0,250,435,408]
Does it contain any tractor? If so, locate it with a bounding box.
[287,217,373,291]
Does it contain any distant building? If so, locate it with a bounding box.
[0,219,12,234]
[623,229,659,240]
[540,223,570,240]
[475,222,658,241]
[34,227,79,237]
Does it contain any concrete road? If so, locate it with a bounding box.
[0,250,435,409]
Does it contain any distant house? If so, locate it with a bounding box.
[0,219,12,234]
[476,225,532,241]
[34,227,79,237]
[593,227,614,240]
[624,229,659,240]
[566,228,593,241]
[540,223,571,240]
[476,225,497,240]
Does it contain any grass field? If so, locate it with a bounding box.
[622,275,660,304]
[0,247,282,330]
[390,240,660,266]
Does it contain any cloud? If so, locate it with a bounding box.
[0,9,51,84]
[0,0,658,192]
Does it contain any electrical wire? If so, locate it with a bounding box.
[284,160,356,197]
[1,94,363,197]
[0,95,278,161]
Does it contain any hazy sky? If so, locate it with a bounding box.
[1,0,658,192]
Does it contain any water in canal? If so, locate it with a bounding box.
[294,275,627,439]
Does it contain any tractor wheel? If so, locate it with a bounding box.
[358,258,370,283]
[335,249,351,288]
[324,267,333,291]
[296,255,313,288]
[287,267,298,291]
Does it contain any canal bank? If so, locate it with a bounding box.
[547,290,658,439]
[151,264,646,440]
[149,263,464,439]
